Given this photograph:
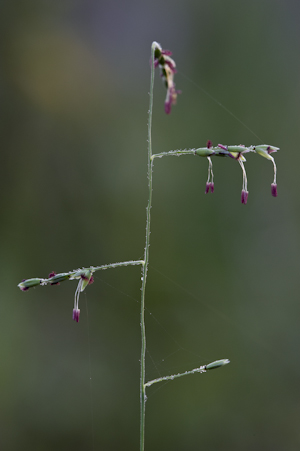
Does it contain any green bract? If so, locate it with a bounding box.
[18,278,42,290]
[206,359,230,370]
[255,145,279,152]
[80,269,93,291]
[48,273,70,284]
[195,148,215,157]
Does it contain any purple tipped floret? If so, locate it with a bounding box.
[72,308,80,323]
[218,144,228,151]
[271,183,278,197]
[20,285,29,292]
[80,273,94,284]
[19,279,29,291]
[48,271,60,285]
[210,182,214,193]
[207,140,213,149]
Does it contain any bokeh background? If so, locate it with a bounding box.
[1,0,300,449]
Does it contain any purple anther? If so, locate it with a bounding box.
[241,190,249,204]
[72,308,80,323]
[205,182,211,194]
[271,183,278,197]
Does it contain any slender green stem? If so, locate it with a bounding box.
[139,41,157,451]
[91,260,144,272]
[145,359,230,388]
[152,149,196,160]
[145,365,207,388]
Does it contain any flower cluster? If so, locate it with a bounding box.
[195,142,279,204]
[153,43,181,114]
[18,268,94,323]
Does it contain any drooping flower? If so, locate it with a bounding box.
[195,140,215,194]
[71,269,94,323]
[153,43,181,114]
[254,145,279,197]
[217,144,251,204]
[195,142,279,204]
[206,140,215,193]
[237,155,249,204]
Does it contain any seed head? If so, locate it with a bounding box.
[153,43,181,114]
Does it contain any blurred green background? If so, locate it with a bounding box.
[1,0,300,449]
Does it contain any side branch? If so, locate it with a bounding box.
[145,359,230,388]
[92,260,145,272]
[151,149,196,160]
[145,366,207,388]
[18,259,145,291]
[152,143,279,203]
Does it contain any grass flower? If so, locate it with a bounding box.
[205,140,214,194]
[237,155,248,204]
[18,278,43,291]
[72,269,94,323]
[254,145,279,197]
[153,43,181,114]
[47,272,71,285]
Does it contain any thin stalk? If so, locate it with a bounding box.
[145,358,230,388]
[152,149,196,160]
[145,365,207,388]
[91,260,144,272]
[139,41,157,451]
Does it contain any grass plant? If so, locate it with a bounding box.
[18,41,279,451]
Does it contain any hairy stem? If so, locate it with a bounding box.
[91,260,144,272]
[139,41,157,451]
[145,366,207,388]
[152,149,196,160]
[145,359,230,388]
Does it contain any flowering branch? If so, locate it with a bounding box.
[18,260,144,322]
[152,142,279,204]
